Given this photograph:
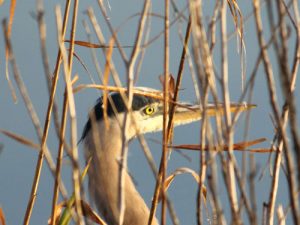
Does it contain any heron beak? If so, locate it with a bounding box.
[172,103,256,126]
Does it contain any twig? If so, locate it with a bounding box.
[220,1,241,223]
[160,1,170,224]
[97,0,128,63]
[55,3,84,224]
[118,0,151,224]
[253,0,300,224]
[35,2,62,138]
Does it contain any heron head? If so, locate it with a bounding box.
[81,87,255,141]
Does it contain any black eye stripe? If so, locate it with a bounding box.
[80,93,159,141]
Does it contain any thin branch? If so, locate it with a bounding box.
[55,3,84,224]
[118,0,152,224]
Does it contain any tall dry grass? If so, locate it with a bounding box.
[1,0,300,225]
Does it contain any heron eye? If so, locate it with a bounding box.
[143,106,155,115]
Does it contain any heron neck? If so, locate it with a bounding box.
[84,120,158,225]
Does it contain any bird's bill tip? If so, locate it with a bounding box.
[205,103,256,116]
[172,102,256,125]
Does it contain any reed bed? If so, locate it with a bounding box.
[0,0,299,224]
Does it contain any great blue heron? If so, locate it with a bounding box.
[81,87,253,225]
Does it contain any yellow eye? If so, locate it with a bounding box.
[144,106,155,115]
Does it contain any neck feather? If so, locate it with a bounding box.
[84,120,158,225]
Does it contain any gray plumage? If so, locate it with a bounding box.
[82,92,162,225]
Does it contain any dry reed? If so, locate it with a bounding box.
[1,0,300,225]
